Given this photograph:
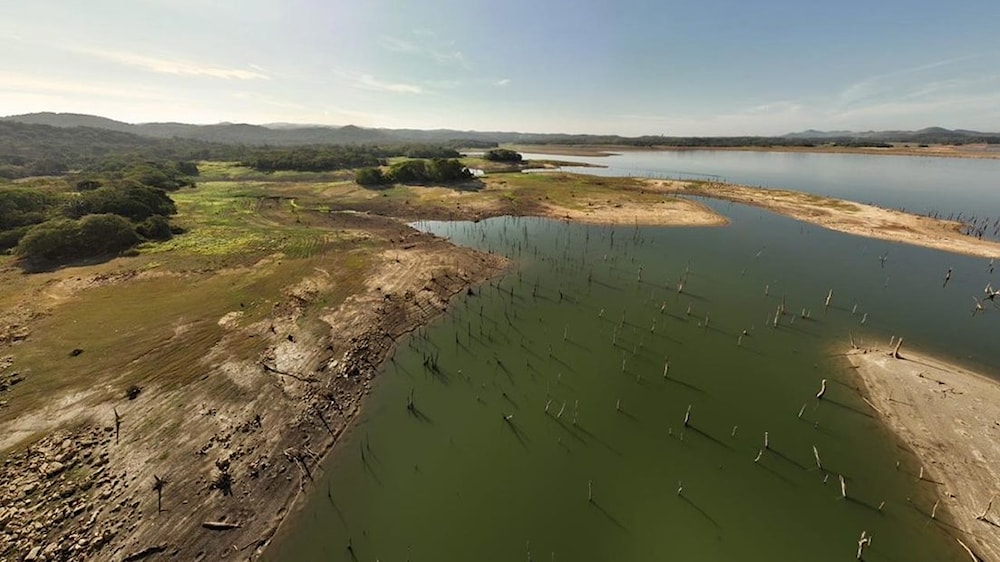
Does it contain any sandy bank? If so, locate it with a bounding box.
[538,195,727,227]
[645,179,1000,259]
[846,346,1000,561]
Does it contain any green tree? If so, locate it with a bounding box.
[16,214,139,263]
[388,159,430,183]
[427,158,471,182]
[64,184,176,222]
[355,167,388,186]
[483,148,523,162]
[136,215,173,241]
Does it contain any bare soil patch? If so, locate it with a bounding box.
[846,346,1000,561]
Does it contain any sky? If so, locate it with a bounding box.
[2,0,999,135]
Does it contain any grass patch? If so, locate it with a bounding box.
[1,168,382,424]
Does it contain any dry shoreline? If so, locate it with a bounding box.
[847,346,1000,561]
[643,179,1000,259]
[0,224,508,562]
[2,173,999,561]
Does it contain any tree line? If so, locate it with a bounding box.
[0,120,481,178]
[1,159,195,266]
[238,145,462,172]
[355,158,471,186]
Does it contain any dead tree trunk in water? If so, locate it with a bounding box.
[891,337,904,359]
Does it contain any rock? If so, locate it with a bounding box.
[24,545,41,561]
[20,481,38,497]
[0,507,10,529]
[43,461,65,478]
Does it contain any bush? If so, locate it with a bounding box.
[388,159,430,183]
[63,184,176,222]
[136,215,173,241]
[355,167,388,186]
[483,148,523,162]
[16,214,139,263]
[0,188,58,229]
[0,225,31,251]
[78,214,141,254]
[427,158,471,182]
[383,158,471,184]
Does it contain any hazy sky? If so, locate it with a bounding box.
[2,0,999,135]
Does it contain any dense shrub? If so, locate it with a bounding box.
[483,148,523,162]
[388,159,431,183]
[426,158,471,181]
[0,188,57,229]
[136,215,173,241]
[355,167,388,186]
[63,184,176,222]
[16,214,139,263]
[366,158,472,186]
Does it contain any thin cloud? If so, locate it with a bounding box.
[495,78,511,87]
[0,71,176,101]
[355,74,423,94]
[838,54,979,106]
[379,36,421,54]
[79,47,269,80]
[379,33,470,70]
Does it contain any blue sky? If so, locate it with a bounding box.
[2,0,999,135]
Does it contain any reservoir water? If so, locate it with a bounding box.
[523,149,1000,224]
[265,152,1000,561]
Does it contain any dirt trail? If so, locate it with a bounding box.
[847,347,1000,562]
[0,224,505,562]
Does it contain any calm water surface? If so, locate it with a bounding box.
[266,184,998,560]
[525,149,1000,222]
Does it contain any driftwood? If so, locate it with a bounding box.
[816,379,827,400]
[202,521,242,530]
[976,495,995,522]
[956,538,981,562]
[261,362,318,383]
[856,531,871,560]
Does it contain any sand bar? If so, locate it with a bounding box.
[645,179,1000,259]
[847,346,1000,561]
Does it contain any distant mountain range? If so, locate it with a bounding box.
[3,112,999,146]
[782,127,999,142]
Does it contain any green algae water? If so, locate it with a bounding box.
[265,201,999,561]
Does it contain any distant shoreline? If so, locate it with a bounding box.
[640,178,1000,258]
[512,143,1000,160]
